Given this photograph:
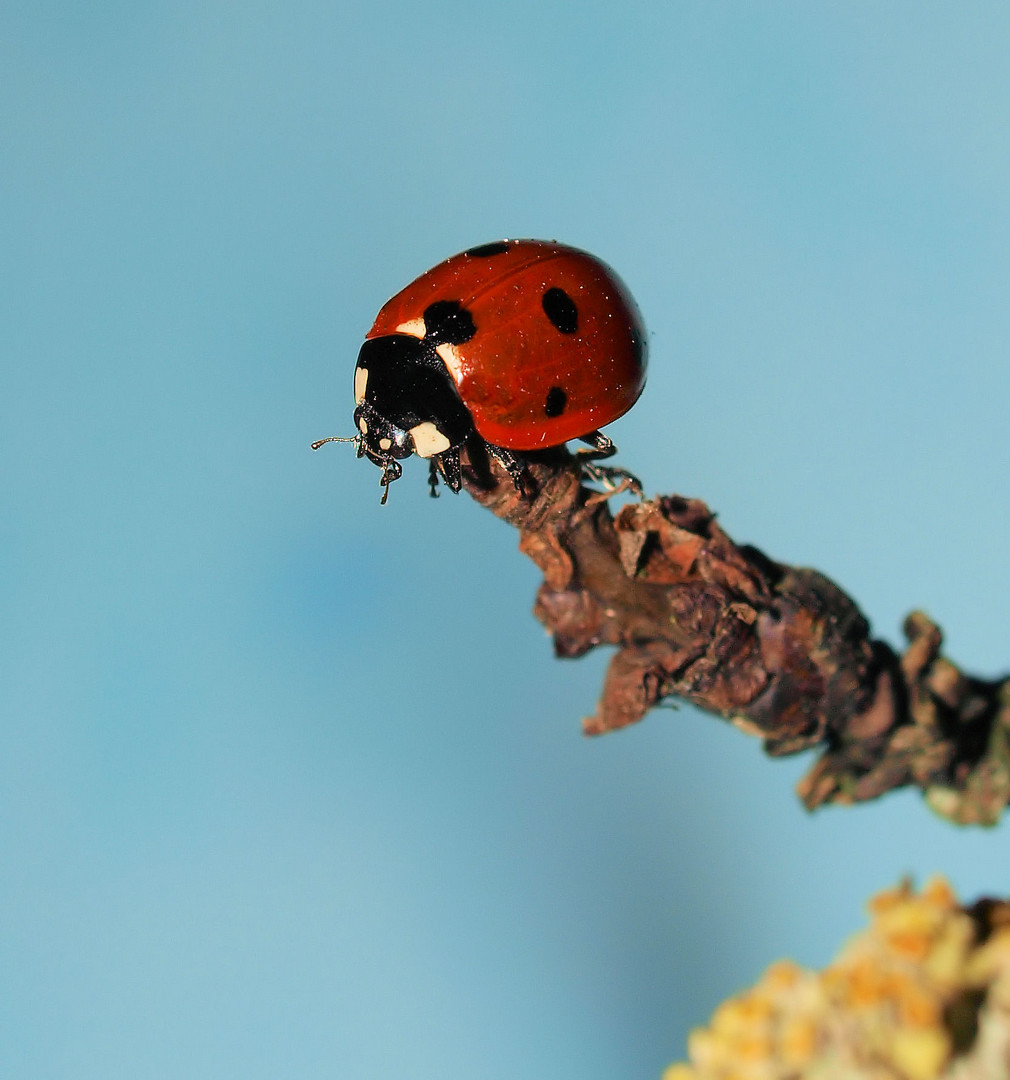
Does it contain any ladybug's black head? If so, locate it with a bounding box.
[353,399,414,465]
[348,397,412,503]
[352,333,476,500]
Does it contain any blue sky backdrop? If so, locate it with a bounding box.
[3,3,1010,1077]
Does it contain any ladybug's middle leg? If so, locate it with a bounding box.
[433,448,463,494]
[486,444,537,499]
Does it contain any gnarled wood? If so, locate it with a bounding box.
[462,449,1010,826]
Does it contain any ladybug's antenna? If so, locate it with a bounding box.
[311,435,360,451]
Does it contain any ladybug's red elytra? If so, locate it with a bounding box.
[347,239,647,501]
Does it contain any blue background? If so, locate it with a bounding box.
[4,3,1010,1076]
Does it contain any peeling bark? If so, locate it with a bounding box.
[461,449,1010,826]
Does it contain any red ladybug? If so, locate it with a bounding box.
[348,239,647,501]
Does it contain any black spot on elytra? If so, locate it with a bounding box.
[423,300,476,345]
[542,287,578,334]
[464,241,510,258]
[544,386,567,417]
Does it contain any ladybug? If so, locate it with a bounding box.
[340,239,647,502]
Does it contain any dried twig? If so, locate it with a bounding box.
[460,448,1010,826]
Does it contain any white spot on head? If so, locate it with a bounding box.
[435,342,464,382]
[354,366,368,405]
[409,422,451,458]
[378,437,392,451]
[358,417,368,434]
[395,317,426,339]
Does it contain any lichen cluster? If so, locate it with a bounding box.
[665,879,1010,1080]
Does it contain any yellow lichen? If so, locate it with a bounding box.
[662,1065,698,1080]
[778,1015,818,1065]
[889,1028,949,1080]
[664,879,1010,1080]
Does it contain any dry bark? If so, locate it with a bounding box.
[459,448,1010,826]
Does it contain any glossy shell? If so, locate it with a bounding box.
[365,240,647,450]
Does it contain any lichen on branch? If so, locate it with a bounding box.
[664,878,1010,1080]
[460,449,1010,826]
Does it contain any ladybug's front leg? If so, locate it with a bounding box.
[378,458,402,505]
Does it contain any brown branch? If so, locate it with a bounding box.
[460,449,1010,826]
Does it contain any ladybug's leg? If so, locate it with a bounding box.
[574,431,643,497]
[487,444,537,498]
[575,430,616,460]
[434,448,463,494]
[459,436,534,497]
[378,458,402,505]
